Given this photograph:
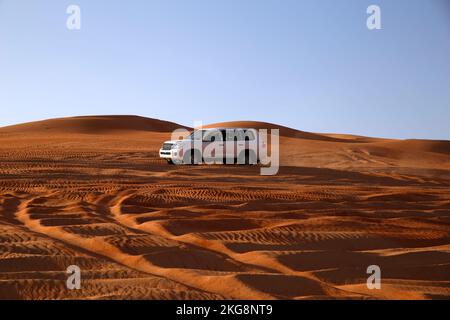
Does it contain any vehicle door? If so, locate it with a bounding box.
[224,129,238,163]
[202,129,223,163]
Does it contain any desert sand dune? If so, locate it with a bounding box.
[203,120,364,142]
[0,115,449,299]
[0,115,192,134]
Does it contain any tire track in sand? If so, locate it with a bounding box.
[13,192,288,299]
[108,193,367,299]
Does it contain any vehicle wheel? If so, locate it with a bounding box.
[167,159,174,165]
[222,157,234,165]
[245,150,251,165]
[241,150,257,165]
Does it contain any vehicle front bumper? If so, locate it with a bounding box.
[159,148,183,161]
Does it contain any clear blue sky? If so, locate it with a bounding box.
[0,0,449,139]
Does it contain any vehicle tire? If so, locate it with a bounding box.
[241,150,257,165]
[223,157,235,165]
[167,159,174,165]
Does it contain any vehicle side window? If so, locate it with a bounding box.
[235,129,245,141]
[203,130,222,142]
[226,129,238,141]
[220,130,227,142]
[240,130,255,141]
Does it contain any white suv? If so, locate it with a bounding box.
[159,128,265,165]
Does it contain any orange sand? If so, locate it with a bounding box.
[0,116,449,299]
